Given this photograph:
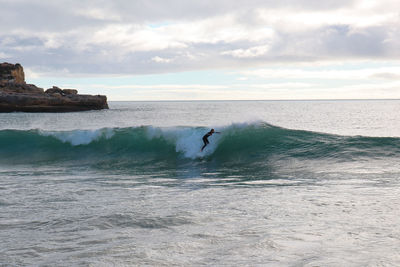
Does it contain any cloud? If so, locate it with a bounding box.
[239,67,400,80]
[151,56,173,63]
[1,0,400,76]
[370,72,400,80]
[0,52,10,59]
[75,79,400,100]
[222,45,271,58]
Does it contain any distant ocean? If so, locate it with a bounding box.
[2,100,400,266]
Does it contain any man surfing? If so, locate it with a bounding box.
[201,129,220,152]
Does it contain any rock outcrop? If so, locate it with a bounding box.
[0,63,25,84]
[0,62,108,112]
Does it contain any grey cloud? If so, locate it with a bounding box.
[370,73,400,80]
[102,0,357,21]
[317,25,386,57]
[268,25,389,61]
[0,0,356,29]
[0,0,115,32]
[0,0,398,75]
[219,24,393,62]
[1,35,43,47]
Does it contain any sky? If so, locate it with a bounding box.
[1,0,400,100]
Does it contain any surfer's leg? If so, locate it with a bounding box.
[201,143,207,151]
[201,138,209,151]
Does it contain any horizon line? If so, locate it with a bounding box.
[108,98,400,102]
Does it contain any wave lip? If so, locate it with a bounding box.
[1,122,400,165]
[40,128,115,146]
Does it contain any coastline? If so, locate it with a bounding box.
[0,62,108,112]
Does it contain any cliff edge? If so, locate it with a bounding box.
[0,63,108,112]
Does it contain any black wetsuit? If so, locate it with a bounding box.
[201,131,212,151]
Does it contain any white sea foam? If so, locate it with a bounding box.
[40,128,115,146]
[145,126,223,159]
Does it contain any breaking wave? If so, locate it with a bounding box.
[1,122,400,166]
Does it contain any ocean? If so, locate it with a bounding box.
[1,100,400,266]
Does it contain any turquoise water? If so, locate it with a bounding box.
[1,101,400,266]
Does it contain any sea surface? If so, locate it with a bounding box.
[1,100,400,266]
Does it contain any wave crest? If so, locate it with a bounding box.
[1,122,400,165]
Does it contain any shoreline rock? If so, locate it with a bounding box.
[0,63,108,112]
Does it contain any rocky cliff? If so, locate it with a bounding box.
[0,63,25,84]
[0,63,108,112]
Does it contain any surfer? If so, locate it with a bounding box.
[201,129,220,152]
